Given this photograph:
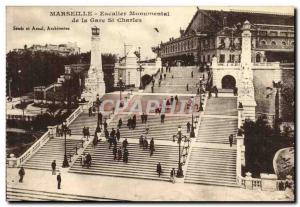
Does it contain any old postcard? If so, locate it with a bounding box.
[6,6,295,202]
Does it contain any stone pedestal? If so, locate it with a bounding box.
[240,99,256,121]
[260,173,278,191]
[8,154,17,168]
[245,172,253,190]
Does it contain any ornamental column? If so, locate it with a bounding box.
[238,20,256,121]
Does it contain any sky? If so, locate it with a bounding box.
[6,6,294,59]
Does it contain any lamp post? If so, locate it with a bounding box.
[117,77,124,107]
[198,77,204,112]
[64,70,72,113]
[172,126,187,178]
[95,94,101,133]
[136,64,145,89]
[266,81,283,131]
[190,96,195,138]
[62,121,69,168]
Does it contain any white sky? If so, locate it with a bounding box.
[6,6,294,59]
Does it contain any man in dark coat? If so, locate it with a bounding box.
[186,84,189,91]
[144,114,148,123]
[143,138,148,150]
[132,115,136,129]
[191,71,193,78]
[123,148,129,163]
[164,73,166,80]
[103,120,108,130]
[82,127,86,138]
[127,117,132,129]
[57,173,61,189]
[160,113,165,123]
[156,162,162,177]
[113,146,117,160]
[110,128,116,139]
[88,107,92,117]
[170,168,176,183]
[122,138,128,149]
[18,167,25,183]
[117,147,122,161]
[116,129,121,142]
[151,86,154,93]
[150,138,155,157]
[141,113,145,123]
[118,118,122,128]
[51,160,56,175]
[229,134,234,147]
[186,122,191,133]
[139,135,144,148]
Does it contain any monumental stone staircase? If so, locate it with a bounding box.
[106,113,192,141]
[185,96,238,187]
[6,187,122,201]
[185,147,237,187]
[69,141,179,181]
[22,138,82,171]
[144,66,205,94]
[68,112,110,135]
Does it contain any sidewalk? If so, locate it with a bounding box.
[7,168,290,201]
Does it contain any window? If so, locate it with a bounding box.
[282,41,286,46]
[229,54,235,63]
[269,31,278,36]
[259,31,267,36]
[271,41,276,46]
[219,54,225,63]
[207,55,210,62]
[260,40,266,45]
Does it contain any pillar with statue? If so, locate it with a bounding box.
[81,26,106,101]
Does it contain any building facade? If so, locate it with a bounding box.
[160,9,294,66]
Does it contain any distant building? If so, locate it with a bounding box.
[12,42,81,56]
[160,9,294,66]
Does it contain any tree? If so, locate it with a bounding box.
[243,117,294,178]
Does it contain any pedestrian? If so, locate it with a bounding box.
[152,79,155,86]
[113,145,117,160]
[110,128,116,139]
[99,112,103,126]
[139,135,144,148]
[108,136,113,149]
[86,127,90,139]
[141,113,145,123]
[18,167,25,183]
[123,148,129,163]
[51,160,56,175]
[116,129,121,142]
[229,134,233,147]
[208,90,212,99]
[170,168,176,184]
[150,138,155,157]
[144,113,148,123]
[117,147,122,161]
[191,71,193,78]
[164,73,166,80]
[159,74,163,80]
[156,162,162,177]
[158,79,161,87]
[104,120,108,130]
[187,122,191,133]
[127,117,132,129]
[160,113,165,123]
[104,129,109,141]
[81,153,86,167]
[57,173,61,189]
[143,138,148,150]
[132,115,136,129]
[88,107,92,117]
[186,84,189,91]
[122,138,128,149]
[118,118,122,128]
[151,86,154,93]
[169,65,171,73]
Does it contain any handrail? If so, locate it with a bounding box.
[66,106,83,127]
[16,130,51,167]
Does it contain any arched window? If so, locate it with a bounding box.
[271,41,276,46]
[282,41,286,46]
[260,40,266,45]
